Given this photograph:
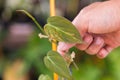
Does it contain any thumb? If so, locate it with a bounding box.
[57,42,75,56]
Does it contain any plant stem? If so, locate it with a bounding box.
[16,10,45,35]
[73,61,79,70]
[49,0,58,80]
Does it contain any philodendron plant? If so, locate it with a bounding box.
[17,10,82,80]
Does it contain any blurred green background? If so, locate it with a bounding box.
[0,0,120,80]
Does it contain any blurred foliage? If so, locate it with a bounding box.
[71,47,120,80]
[18,32,52,75]
[0,31,53,80]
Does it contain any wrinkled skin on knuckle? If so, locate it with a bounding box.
[100,31,120,48]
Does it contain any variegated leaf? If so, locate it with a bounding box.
[44,16,82,43]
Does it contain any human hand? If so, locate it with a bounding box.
[57,1,120,58]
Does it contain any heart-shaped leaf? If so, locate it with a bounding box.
[44,16,82,43]
[38,74,52,80]
[44,50,73,80]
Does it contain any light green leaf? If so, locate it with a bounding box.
[38,74,52,80]
[44,16,82,43]
[44,50,73,80]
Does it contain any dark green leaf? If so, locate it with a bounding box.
[38,74,52,80]
[44,16,82,43]
[44,50,73,80]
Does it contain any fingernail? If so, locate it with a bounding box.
[58,42,66,49]
[97,49,108,59]
[57,42,75,56]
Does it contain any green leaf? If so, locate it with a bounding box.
[44,16,82,43]
[44,50,73,80]
[38,74,52,80]
[17,10,45,34]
